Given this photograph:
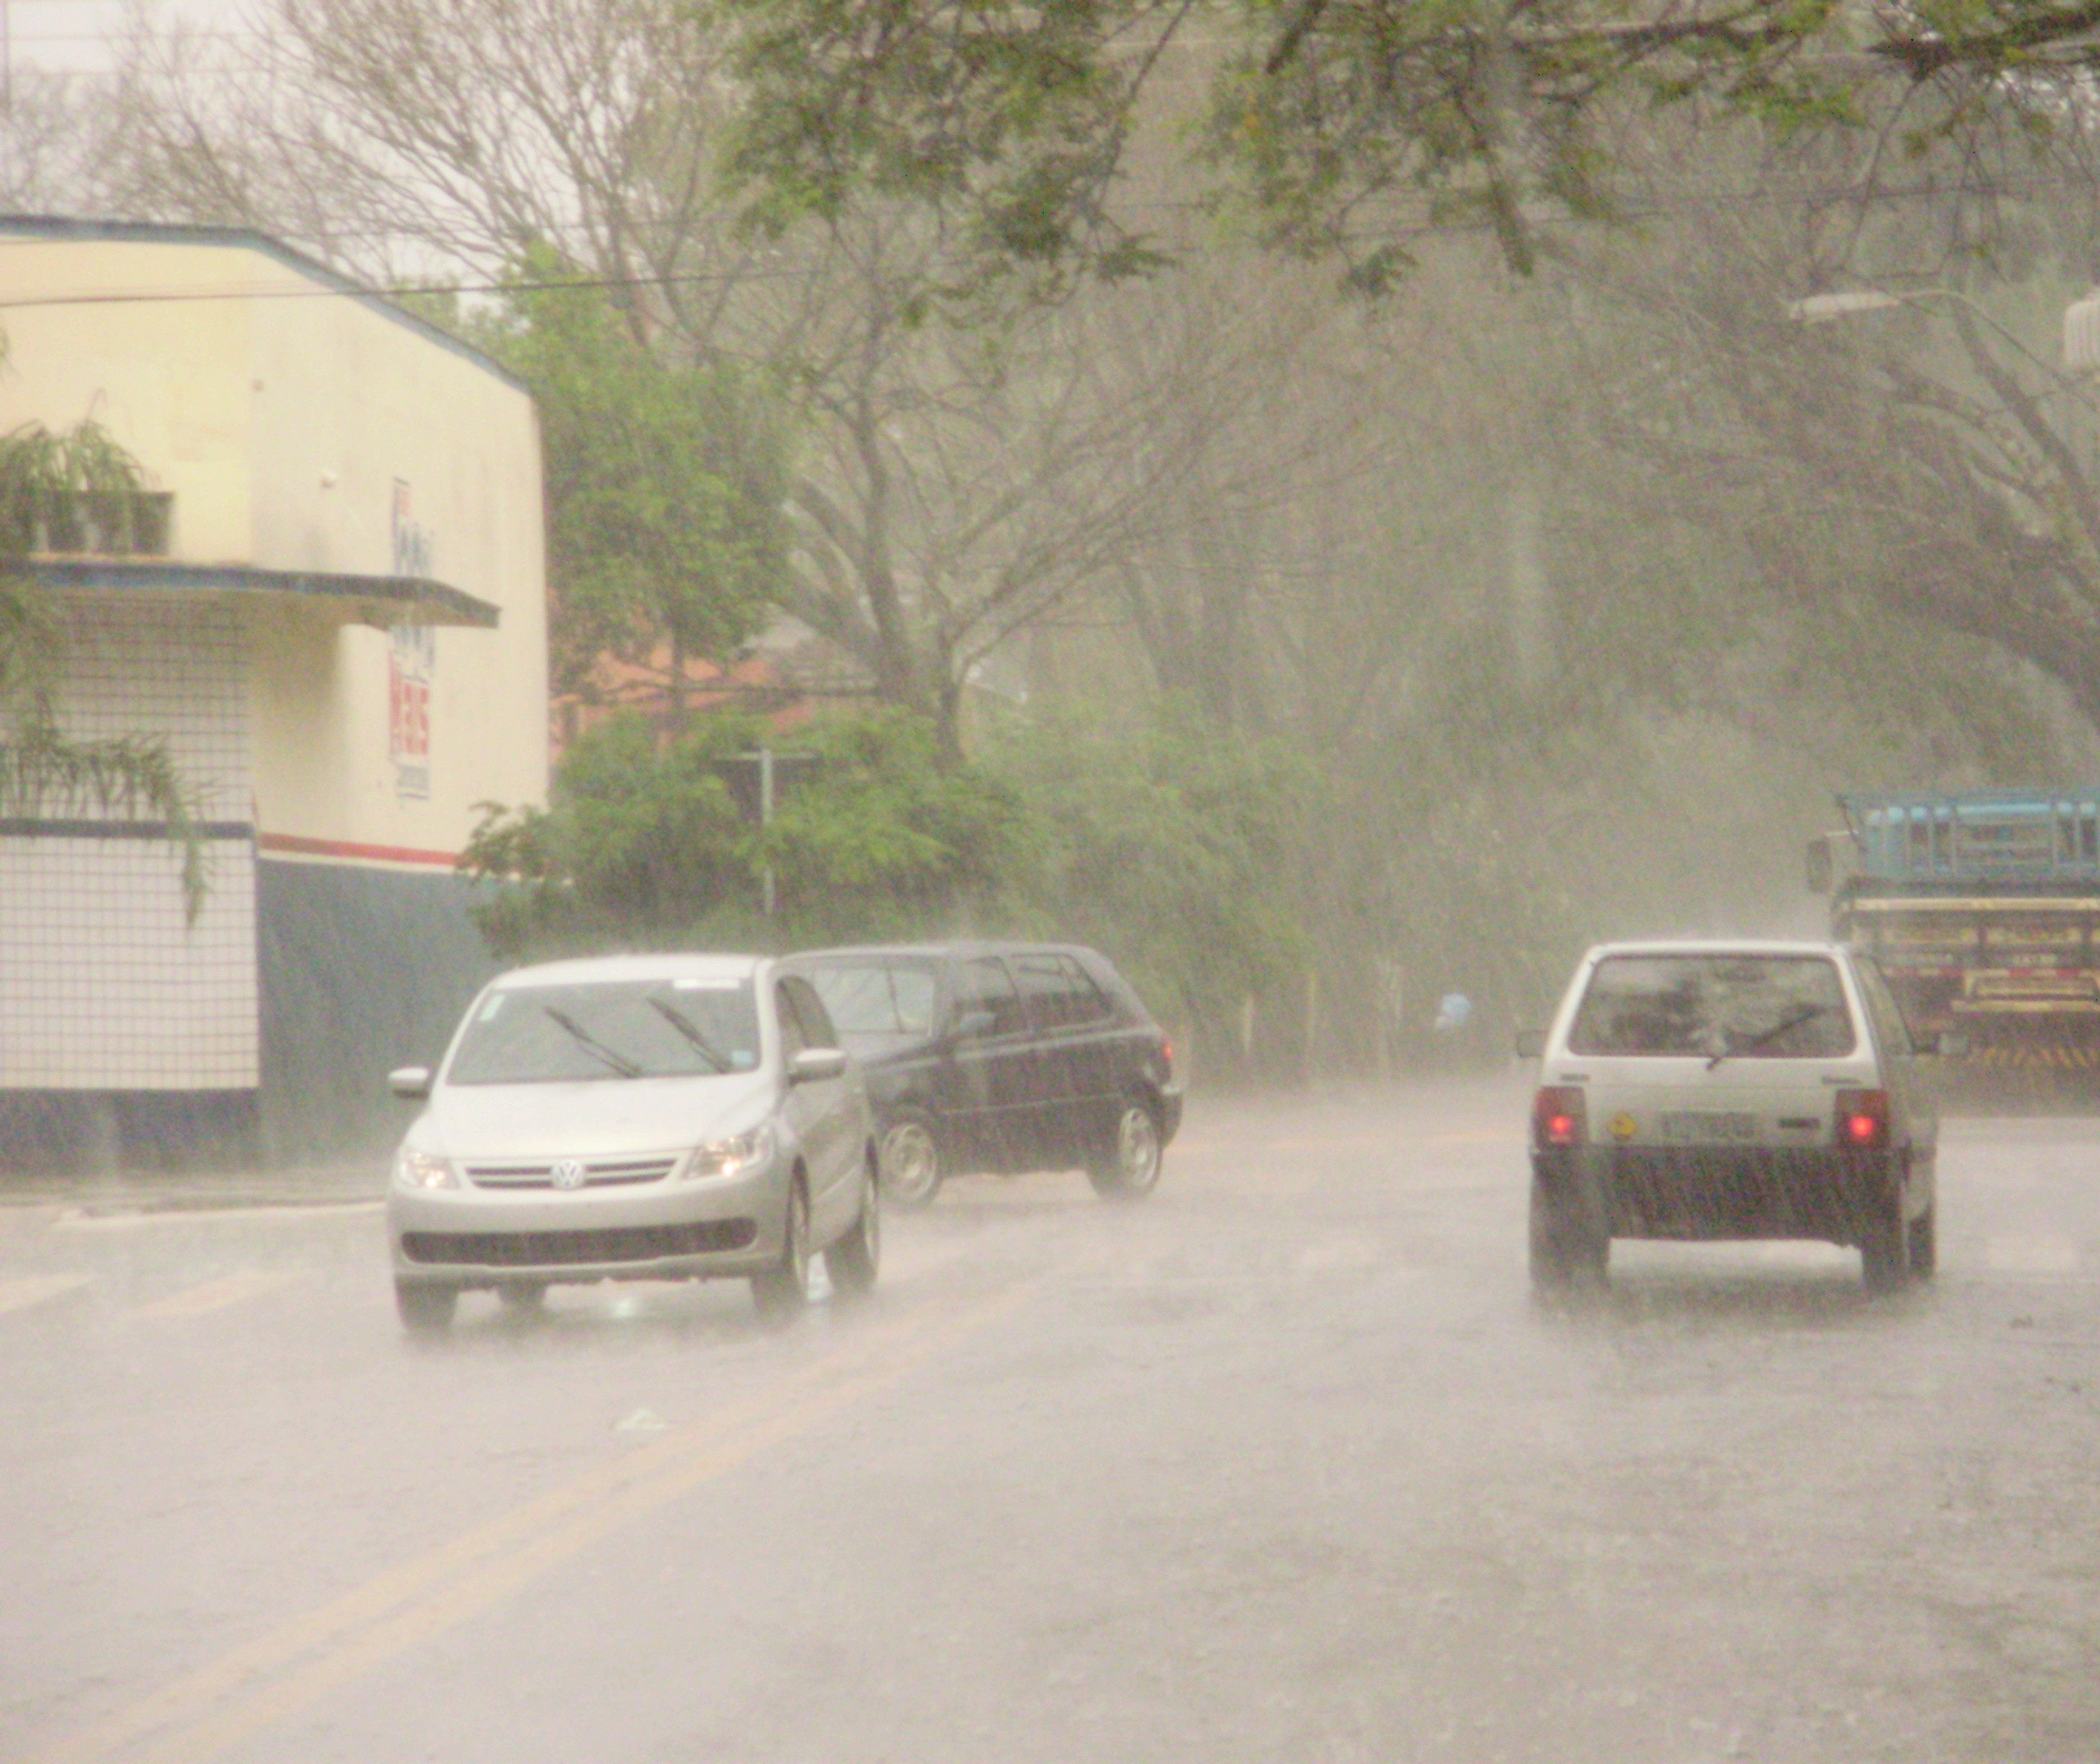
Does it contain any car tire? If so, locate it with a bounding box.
[396,1282,458,1335]
[1087,1096,1165,1200]
[1529,1174,1608,1293]
[878,1110,946,1209]
[1908,1197,1938,1280]
[824,1158,882,1299]
[496,1283,546,1313]
[1859,1181,1912,1293]
[752,1177,811,1323]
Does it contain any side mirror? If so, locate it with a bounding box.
[1513,1028,1544,1060]
[788,1047,849,1084]
[1806,834,1833,895]
[388,1065,433,1100]
[951,1007,997,1041]
[1930,1030,1970,1059]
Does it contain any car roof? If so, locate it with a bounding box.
[487,953,769,989]
[1583,938,1851,961]
[788,941,1103,962]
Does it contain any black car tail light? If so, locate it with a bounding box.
[1532,1086,1586,1150]
[1835,1088,1890,1150]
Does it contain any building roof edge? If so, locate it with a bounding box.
[0,213,530,396]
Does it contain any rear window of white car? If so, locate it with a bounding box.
[1567,955,1857,1060]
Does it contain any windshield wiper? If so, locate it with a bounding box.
[1707,1005,1830,1070]
[543,1006,643,1078]
[646,996,730,1073]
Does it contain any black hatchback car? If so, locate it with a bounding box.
[784,943,1182,1206]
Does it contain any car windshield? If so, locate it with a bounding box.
[1567,954,1856,1059]
[445,979,761,1084]
[805,960,940,1040]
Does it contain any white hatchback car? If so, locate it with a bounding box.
[386,953,879,1332]
[1524,940,1952,1293]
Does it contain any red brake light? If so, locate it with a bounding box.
[1532,1085,1586,1150]
[1836,1088,1890,1149]
[1161,1037,1174,1075]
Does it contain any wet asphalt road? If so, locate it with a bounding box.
[4,1080,2099,1764]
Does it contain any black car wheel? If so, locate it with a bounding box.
[878,1111,946,1208]
[1859,1170,1913,1293]
[824,1158,882,1298]
[396,1282,458,1335]
[1087,1097,1163,1200]
[1909,1197,1938,1280]
[1528,1173,1608,1294]
[752,1177,811,1322]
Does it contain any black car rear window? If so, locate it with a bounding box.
[1013,953,1113,1031]
[1567,955,1856,1059]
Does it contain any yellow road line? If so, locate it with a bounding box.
[0,1273,91,1317]
[133,1272,307,1321]
[30,1283,1034,1764]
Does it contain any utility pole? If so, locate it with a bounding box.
[760,744,775,919]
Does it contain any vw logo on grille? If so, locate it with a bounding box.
[549,1159,587,1190]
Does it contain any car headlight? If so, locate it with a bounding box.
[688,1124,774,1180]
[393,1147,458,1190]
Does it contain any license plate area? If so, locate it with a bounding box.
[1659,1110,1758,1144]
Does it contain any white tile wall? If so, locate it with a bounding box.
[0,835,259,1087]
[0,594,259,1090]
[48,597,252,821]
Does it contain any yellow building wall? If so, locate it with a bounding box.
[0,236,258,560]
[0,228,548,859]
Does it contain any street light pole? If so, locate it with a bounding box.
[2067,288,2100,375]
[1786,282,2100,411]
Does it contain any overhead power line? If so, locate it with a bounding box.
[0,162,2091,316]
[0,264,809,313]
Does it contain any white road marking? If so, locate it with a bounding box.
[0,1273,92,1316]
[1985,1234,2082,1275]
[133,1270,308,1320]
[55,1202,382,1232]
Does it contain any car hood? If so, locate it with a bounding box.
[411,1071,778,1159]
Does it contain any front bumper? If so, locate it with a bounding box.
[388,1157,791,1288]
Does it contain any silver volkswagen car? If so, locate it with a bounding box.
[1526,939,1952,1294]
[386,953,880,1332]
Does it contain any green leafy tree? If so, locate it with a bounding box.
[757,708,1027,940]
[462,706,1025,958]
[0,360,203,919]
[473,245,793,722]
[460,712,759,958]
[989,698,1317,1077]
[726,0,2100,293]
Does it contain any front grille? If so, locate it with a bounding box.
[401,1219,758,1267]
[463,1154,681,1190]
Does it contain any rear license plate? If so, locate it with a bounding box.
[1660,1111,1758,1144]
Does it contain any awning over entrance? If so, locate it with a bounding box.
[27,558,501,629]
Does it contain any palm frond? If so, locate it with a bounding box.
[0,712,210,924]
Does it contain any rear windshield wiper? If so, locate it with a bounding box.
[1707,1005,1830,1070]
[646,996,729,1073]
[543,1006,643,1078]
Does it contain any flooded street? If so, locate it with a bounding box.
[6,1083,2099,1763]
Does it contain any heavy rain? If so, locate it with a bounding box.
[3,1,2100,1760]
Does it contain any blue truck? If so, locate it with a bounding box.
[1812,791,2100,1092]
